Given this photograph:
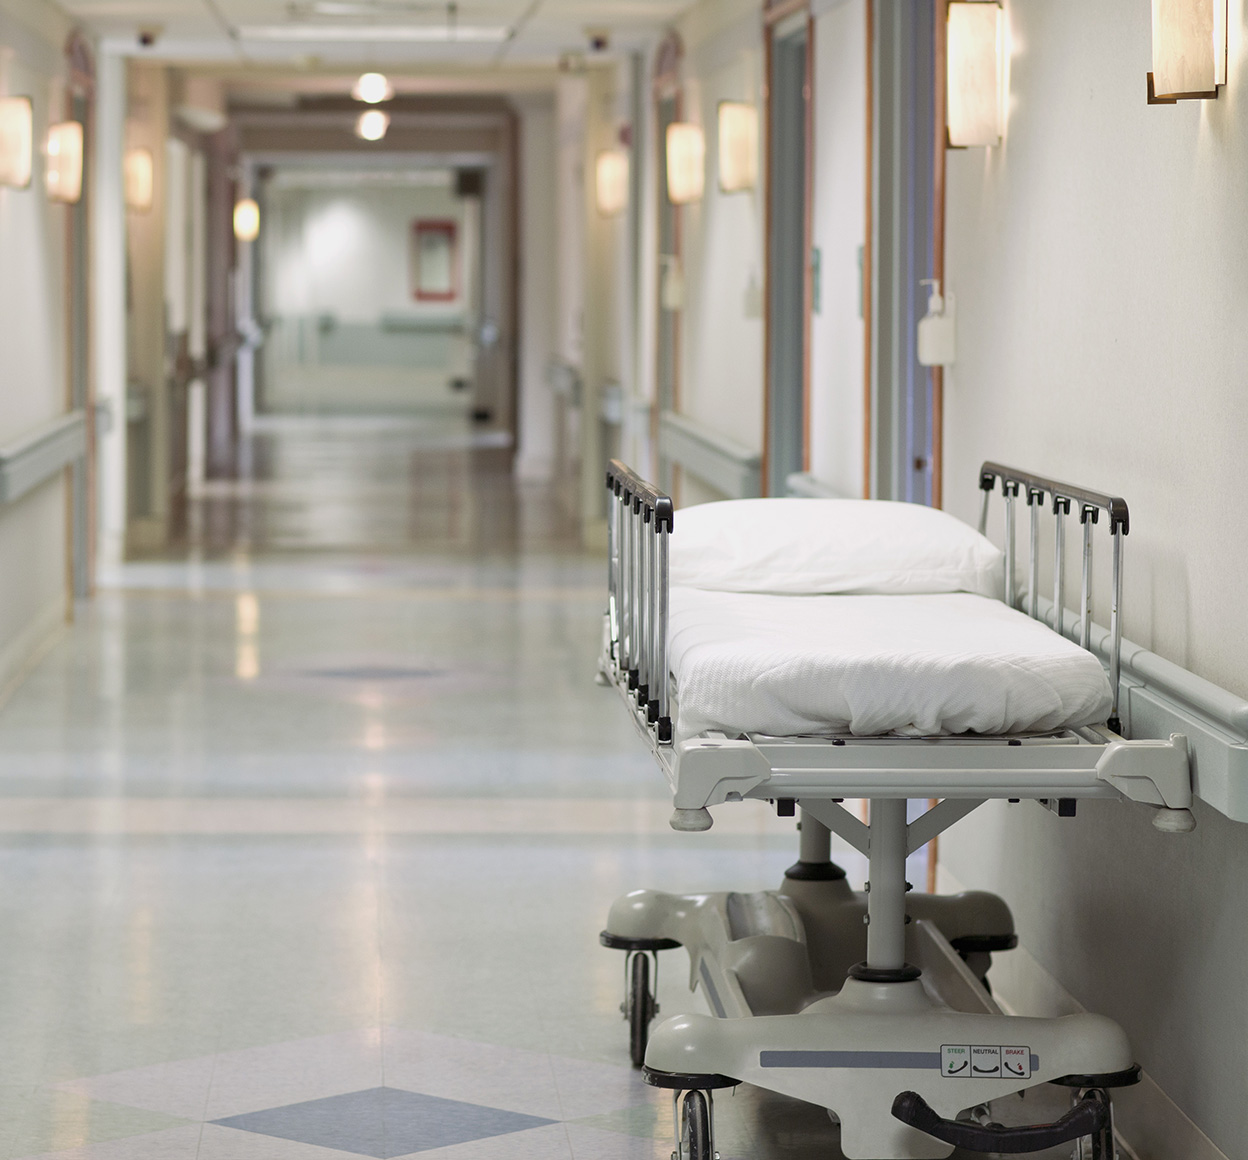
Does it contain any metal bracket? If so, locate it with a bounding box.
[799,799,871,857]
[905,799,985,855]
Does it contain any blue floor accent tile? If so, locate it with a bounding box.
[213,1086,556,1157]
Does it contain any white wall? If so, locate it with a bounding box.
[674,0,767,461]
[514,95,558,481]
[808,0,867,498]
[0,2,74,680]
[940,2,1248,1153]
[264,180,466,322]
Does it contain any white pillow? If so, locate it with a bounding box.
[669,498,1004,599]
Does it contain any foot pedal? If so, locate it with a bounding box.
[892,1089,1108,1154]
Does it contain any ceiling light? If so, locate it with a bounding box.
[0,97,33,189]
[124,147,154,211]
[595,149,628,216]
[946,1,1004,148]
[355,109,390,141]
[1149,0,1227,102]
[717,102,757,193]
[239,24,508,42]
[233,197,260,241]
[665,122,705,205]
[353,71,393,103]
[45,121,83,203]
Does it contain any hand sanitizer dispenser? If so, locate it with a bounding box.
[917,279,955,367]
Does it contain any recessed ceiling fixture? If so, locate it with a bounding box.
[240,24,507,41]
[355,109,390,141]
[595,149,628,216]
[353,72,393,103]
[717,102,757,193]
[124,147,154,211]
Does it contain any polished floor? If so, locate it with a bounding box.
[6,420,1075,1159]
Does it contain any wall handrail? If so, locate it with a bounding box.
[0,411,87,505]
[659,409,761,499]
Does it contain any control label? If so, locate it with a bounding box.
[942,1045,1032,1080]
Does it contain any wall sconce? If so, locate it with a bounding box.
[946,1,1004,147]
[717,101,757,192]
[666,122,705,205]
[1149,0,1227,102]
[233,197,260,241]
[45,121,83,203]
[355,109,390,141]
[0,97,33,188]
[595,149,629,216]
[124,147,153,211]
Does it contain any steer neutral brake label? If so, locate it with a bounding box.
[941,1044,1032,1079]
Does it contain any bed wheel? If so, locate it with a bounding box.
[674,1089,715,1160]
[625,951,658,1067]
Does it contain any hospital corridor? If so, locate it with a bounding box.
[0,1,1245,1159]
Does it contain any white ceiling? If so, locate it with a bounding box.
[57,0,693,67]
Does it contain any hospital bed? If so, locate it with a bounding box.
[597,460,1195,1160]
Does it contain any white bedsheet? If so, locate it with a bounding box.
[669,589,1112,738]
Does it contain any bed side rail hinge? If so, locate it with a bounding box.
[1096,733,1195,831]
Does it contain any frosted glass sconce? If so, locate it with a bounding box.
[595,149,629,216]
[124,147,153,211]
[665,122,705,205]
[0,97,33,188]
[233,197,260,241]
[1149,0,1227,102]
[717,101,758,192]
[45,121,83,203]
[946,1,1003,147]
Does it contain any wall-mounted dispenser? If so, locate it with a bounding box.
[917,279,956,367]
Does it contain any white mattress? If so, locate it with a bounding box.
[669,589,1113,738]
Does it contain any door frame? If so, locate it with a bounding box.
[762,0,815,496]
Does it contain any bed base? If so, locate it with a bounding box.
[600,461,1191,1158]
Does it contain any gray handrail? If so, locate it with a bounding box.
[659,410,761,499]
[0,411,87,505]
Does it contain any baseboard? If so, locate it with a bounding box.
[935,864,1229,1160]
[0,595,65,709]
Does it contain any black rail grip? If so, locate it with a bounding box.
[891,1090,1107,1154]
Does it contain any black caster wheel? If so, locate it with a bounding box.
[626,951,657,1067]
[677,1089,713,1160]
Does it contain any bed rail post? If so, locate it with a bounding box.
[977,469,994,536]
[1003,482,1019,608]
[1080,507,1096,650]
[1027,488,1041,619]
[656,502,673,743]
[637,507,651,710]
[606,475,619,665]
[1109,525,1124,732]
[1052,496,1069,635]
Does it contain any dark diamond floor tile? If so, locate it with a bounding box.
[213,1086,556,1158]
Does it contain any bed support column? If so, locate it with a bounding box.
[851,799,918,981]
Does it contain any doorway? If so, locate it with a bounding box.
[765,14,812,497]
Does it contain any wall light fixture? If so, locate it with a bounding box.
[0,96,33,188]
[717,101,757,192]
[595,149,629,216]
[1149,0,1227,102]
[665,122,704,205]
[355,109,390,141]
[124,146,154,211]
[234,197,260,242]
[946,1,1003,147]
[45,121,83,203]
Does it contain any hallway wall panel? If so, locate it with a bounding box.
[0,1,76,686]
[939,1,1248,1153]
